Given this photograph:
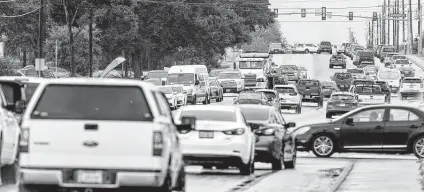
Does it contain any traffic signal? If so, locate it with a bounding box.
[301,8,306,18]
[349,12,353,20]
[373,12,377,21]
[322,7,326,20]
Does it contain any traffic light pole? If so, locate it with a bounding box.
[388,0,391,44]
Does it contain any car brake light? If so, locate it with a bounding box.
[20,127,30,153]
[153,131,163,156]
[223,128,245,135]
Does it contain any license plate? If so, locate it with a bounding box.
[76,170,103,184]
[339,103,346,106]
[199,131,214,138]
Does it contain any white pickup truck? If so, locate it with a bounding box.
[350,84,386,106]
[400,77,424,99]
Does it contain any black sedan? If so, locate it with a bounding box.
[295,105,424,159]
[238,105,297,169]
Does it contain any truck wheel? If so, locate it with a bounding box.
[192,96,197,105]
[297,105,302,113]
[305,49,309,54]
[329,65,333,69]
[173,166,186,192]
[326,112,332,119]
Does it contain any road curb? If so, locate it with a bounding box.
[326,161,355,192]
[406,55,424,71]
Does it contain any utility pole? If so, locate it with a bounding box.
[402,0,405,43]
[37,0,44,77]
[418,0,422,53]
[397,0,400,49]
[372,21,375,47]
[388,0,391,44]
[383,0,387,44]
[409,0,413,53]
[393,0,396,47]
[88,8,93,77]
[377,14,380,44]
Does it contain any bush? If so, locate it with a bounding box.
[0,59,19,76]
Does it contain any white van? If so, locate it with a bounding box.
[377,69,402,93]
[167,65,211,104]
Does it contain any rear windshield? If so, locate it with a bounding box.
[239,107,269,121]
[238,92,262,100]
[180,110,236,122]
[258,91,277,99]
[355,86,382,93]
[359,51,373,57]
[219,72,241,79]
[392,55,407,60]
[395,59,409,64]
[403,79,422,83]
[24,82,40,100]
[383,47,396,52]
[321,42,331,46]
[335,73,352,79]
[31,85,152,121]
[274,87,295,94]
[298,80,319,86]
[347,69,363,74]
[331,95,354,100]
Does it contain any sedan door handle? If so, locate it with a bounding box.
[410,125,419,129]
[375,125,383,130]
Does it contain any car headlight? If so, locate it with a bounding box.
[294,126,311,135]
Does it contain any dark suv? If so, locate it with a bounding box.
[318,41,332,54]
[356,50,375,67]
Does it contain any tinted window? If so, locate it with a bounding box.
[393,55,407,60]
[383,47,396,52]
[1,84,15,105]
[403,79,422,83]
[31,85,152,121]
[359,51,373,57]
[218,73,241,79]
[180,110,236,122]
[239,108,270,121]
[321,42,331,46]
[395,59,409,64]
[274,87,295,93]
[347,69,363,73]
[331,95,354,100]
[335,73,352,79]
[238,92,262,100]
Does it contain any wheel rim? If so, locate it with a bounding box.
[415,138,424,158]
[313,136,333,156]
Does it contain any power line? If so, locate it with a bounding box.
[271,4,423,9]
[277,20,368,22]
[0,0,15,2]
[0,6,43,18]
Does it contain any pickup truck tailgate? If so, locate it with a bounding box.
[358,94,386,104]
[297,86,320,95]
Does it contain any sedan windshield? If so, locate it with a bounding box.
[180,110,236,122]
[167,73,194,85]
[218,72,241,79]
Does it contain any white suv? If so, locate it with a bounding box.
[18,78,193,192]
[400,77,424,99]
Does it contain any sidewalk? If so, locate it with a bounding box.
[407,54,424,70]
[337,160,421,192]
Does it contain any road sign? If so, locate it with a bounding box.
[322,7,326,20]
[373,12,377,21]
[301,8,306,17]
[349,12,353,20]
[327,12,332,19]
[315,9,321,16]
[35,58,46,71]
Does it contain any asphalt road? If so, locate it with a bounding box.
[1,53,421,192]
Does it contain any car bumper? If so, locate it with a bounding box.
[180,139,249,165]
[400,89,422,93]
[319,49,332,52]
[280,102,299,109]
[223,87,242,93]
[245,82,267,89]
[19,168,164,188]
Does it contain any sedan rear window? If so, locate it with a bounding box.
[180,110,236,122]
[238,92,262,100]
[395,59,409,64]
[403,79,422,83]
[239,107,270,121]
[31,85,152,121]
[274,87,295,94]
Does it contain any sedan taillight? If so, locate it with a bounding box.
[223,128,245,135]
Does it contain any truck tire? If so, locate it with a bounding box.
[329,65,333,69]
[326,112,332,119]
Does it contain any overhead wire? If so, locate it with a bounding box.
[0,5,44,18]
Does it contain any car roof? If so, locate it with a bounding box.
[274,84,296,88]
[237,104,274,111]
[0,76,48,83]
[181,105,237,112]
[331,92,354,95]
[39,77,156,89]
[255,89,277,93]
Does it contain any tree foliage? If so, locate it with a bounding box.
[241,22,284,52]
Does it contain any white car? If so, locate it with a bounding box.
[273,84,302,113]
[171,86,187,107]
[336,45,345,54]
[18,78,190,191]
[304,44,319,53]
[350,84,386,106]
[400,77,424,99]
[377,69,402,93]
[174,105,256,175]
[0,84,21,185]
[158,86,178,110]
[217,71,245,93]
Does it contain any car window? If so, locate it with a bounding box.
[276,111,286,125]
[274,87,295,94]
[180,110,236,122]
[24,82,40,100]
[1,84,15,105]
[389,109,420,121]
[31,85,153,121]
[351,109,385,122]
[403,79,422,83]
[152,92,166,116]
[261,92,276,99]
[239,107,270,121]
[157,93,173,119]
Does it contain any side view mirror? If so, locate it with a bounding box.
[284,122,296,129]
[176,116,196,132]
[195,80,200,85]
[183,90,187,94]
[345,117,354,125]
[14,100,26,114]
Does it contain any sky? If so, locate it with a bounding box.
[269,0,422,46]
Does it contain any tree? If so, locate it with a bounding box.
[241,22,284,52]
[0,59,19,76]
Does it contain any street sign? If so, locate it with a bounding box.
[35,58,46,71]
[322,7,326,20]
[373,12,377,21]
[327,12,332,19]
[315,9,321,16]
[349,12,353,20]
[301,8,306,18]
